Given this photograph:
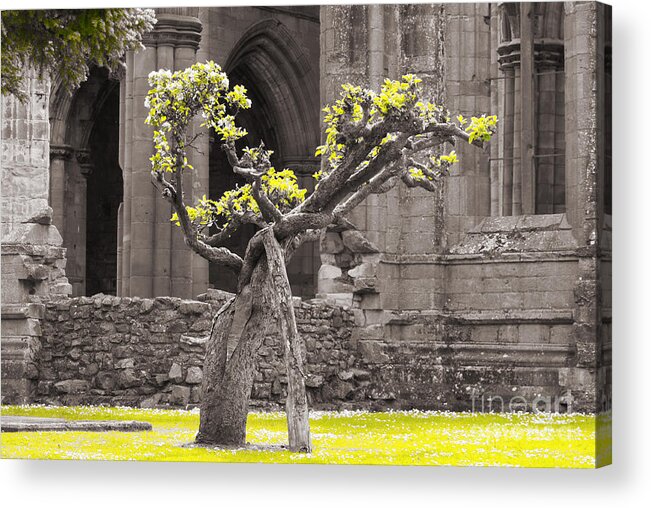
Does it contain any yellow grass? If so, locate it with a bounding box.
[0,405,610,467]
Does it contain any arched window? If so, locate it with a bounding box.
[494,2,566,216]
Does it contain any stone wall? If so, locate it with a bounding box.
[36,291,364,409]
[29,283,601,412]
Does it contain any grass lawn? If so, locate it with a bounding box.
[0,405,609,468]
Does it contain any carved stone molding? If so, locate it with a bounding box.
[49,144,73,161]
[282,156,321,175]
[75,149,94,178]
[142,13,202,49]
[498,40,564,70]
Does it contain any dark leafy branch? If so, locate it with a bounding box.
[2,9,156,100]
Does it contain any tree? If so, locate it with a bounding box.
[1,8,156,100]
[146,61,496,452]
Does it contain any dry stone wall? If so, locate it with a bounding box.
[33,287,599,412]
[37,291,367,409]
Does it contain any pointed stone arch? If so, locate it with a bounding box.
[224,19,320,163]
[208,18,321,296]
[48,67,123,296]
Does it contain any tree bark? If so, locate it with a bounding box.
[262,229,312,453]
[195,257,271,445]
[195,230,312,452]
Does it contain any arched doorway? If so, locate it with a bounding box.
[86,83,123,295]
[209,20,321,296]
[49,66,122,296]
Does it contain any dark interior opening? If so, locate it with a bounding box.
[86,84,123,296]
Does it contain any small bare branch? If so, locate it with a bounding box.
[401,172,438,192]
[252,179,283,223]
[283,229,322,263]
[150,161,244,272]
[333,160,404,218]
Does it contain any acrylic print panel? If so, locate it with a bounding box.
[0,2,611,468]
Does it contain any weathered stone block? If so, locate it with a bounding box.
[115,358,135,369]
[179,300,210,315]
[185,366,203,384]
[191,385,202,403]
[139,393,162,408]
[54,379,89,394]
[358,339,389,364]
[117,369,139,389]
[305,374,324,388]
[320,232,345,254]
[189,319,211,332]
[341,230,379,253]
[169,385,191,406]
[323,378,354,400]
[318,264,342,280]
[168,362,183,382]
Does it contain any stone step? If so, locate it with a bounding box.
[0,416,152,433]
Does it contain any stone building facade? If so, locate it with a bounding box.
[1,3,611,413]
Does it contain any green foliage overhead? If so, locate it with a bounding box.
[171,168,307,231]
[1,8,156,100]
[146,61,497,266]
[316,74,497,182]
[146,61,251,144]
[147,61,309,236]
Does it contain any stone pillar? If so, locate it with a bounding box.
[120,50,134,296]
[191,7,212,298]
[564,1,610,414]
[49,144,72,236]
[443,3,492,247]
[399,3,451,252]
[171,37,200,298]
[564,1,604,247]
[318,4,370,306]
[151,41,174,297]
[118,9,204,298]
[1,69,71,403]
[493,3,566,218]
[128,42,157,297]
[73,149,93,296]
[519,2,536,215]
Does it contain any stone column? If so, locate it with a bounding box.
[441,3,492,247]
[191,7,212,298]
[48,144,72,237]
[1,69,71,403]
[118,9,204,298]
[400,3,452,252]
[318,4,370,306]
[74,149,93,296]
[120,50,134,296]
[171,34,201,298]
[128,42,157,297]
[151,40,174,297]
[494,3,566,218]
[564,1,610,414]
[564,2,605,246]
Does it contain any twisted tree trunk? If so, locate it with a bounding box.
[262,229,312,452]
[195,230,312,451]
[195,257,271,445]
